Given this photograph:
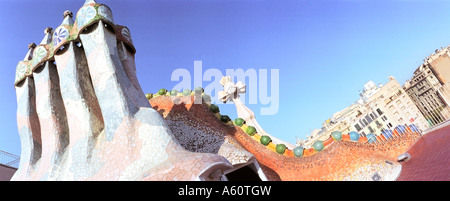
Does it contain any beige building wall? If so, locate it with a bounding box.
[428,47,450,84]
[427,47,450,111]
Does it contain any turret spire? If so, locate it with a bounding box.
[39,27,53,45]
[24,43,36,61]
[61,10,74,26]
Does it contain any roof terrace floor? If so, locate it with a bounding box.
[397,124,450,181]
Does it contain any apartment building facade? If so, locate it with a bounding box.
[403,57,450,126]
[299,77,428,148]
[356,77,428,134]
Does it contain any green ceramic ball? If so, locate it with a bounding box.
[145,93,153,100]
[220,115,231,123]
[293,146,304,158]
[331,131,342,141]
[170,89,178,96]
[202,94,211,103]
[312,141,324,151]
[194,87,204,94]
[246,126,257,136]
[209,104,220,113]
[276,144,287,154]
[182,89,191,96]
[234,118,245,126]
[260,136,271,146]
[158,88,167,95]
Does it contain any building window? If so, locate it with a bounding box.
[365,115,372,123]
[382,115,388,121]
[377,108,383,115]
[385,99,391,104]
[370,113,376,120]
[356,110,362,117]
[368,126,375,133]
[375,120,381,127]
[387,123,393,128]
[398,118,403,122]
[363,119,369,126]
[355,123,362,132]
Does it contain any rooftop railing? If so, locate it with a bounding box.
[0,150,19,169]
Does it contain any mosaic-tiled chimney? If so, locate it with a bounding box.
[12,0,233,181]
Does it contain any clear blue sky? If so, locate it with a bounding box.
[1,0,450,156]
